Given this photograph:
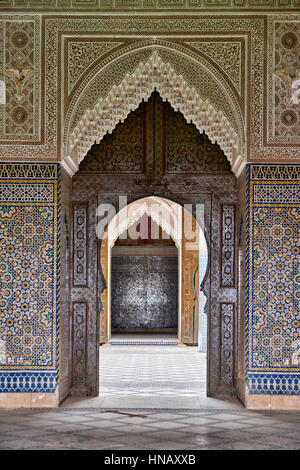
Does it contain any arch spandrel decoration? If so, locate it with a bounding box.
[78,90,232,177]
[67,51,243,172]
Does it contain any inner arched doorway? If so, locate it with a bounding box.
[99,196,208,347]
[70,90,238,398]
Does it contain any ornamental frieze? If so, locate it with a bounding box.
[0,13,299,164]
[1,0,299,10]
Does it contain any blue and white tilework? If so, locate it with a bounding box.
[247,165,300,394]
[0,163,59,392]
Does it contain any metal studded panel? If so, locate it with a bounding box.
[111,255,178,330]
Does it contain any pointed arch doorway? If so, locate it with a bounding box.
[100,196,208,347]
[70,90,238,398]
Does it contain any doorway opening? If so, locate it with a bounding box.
[98,196,208,398]
[69,89,238,399]
[110,215,179,344]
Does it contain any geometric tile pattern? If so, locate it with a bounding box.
[0,407,299,450]
[0,163,59,392]
[247,164,300,394]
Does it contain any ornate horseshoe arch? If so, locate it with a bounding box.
[106,196,183,249]
[99,196,209,345]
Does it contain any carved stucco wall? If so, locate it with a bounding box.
[270,17,300,143]
[0,13,299,170]
[67,48,243,166]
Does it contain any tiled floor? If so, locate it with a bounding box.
[98,345,207,397]
[1,345,300,450]
[0,408,299,450]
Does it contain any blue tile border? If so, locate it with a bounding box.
[248,373,300,395]
[0,372,57,393]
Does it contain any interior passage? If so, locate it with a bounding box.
[99,345,206,397]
